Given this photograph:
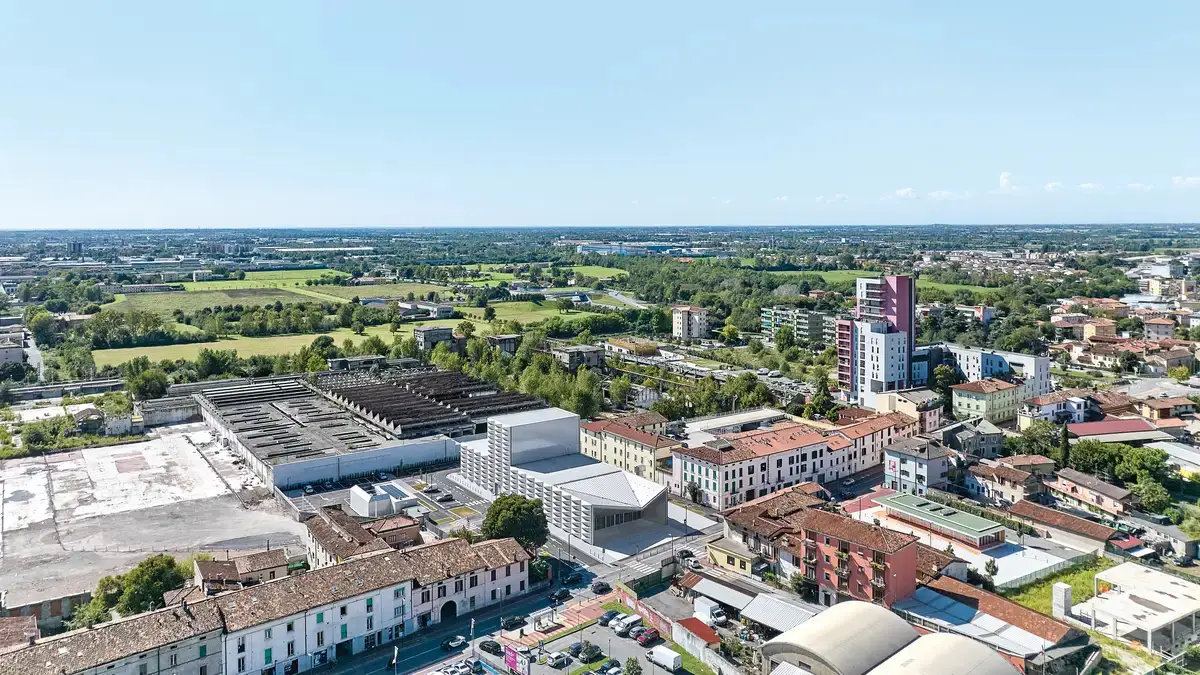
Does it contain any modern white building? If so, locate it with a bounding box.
[882,437,950,496]
[942,344,1052,400]
[672,305,709,341]
[458,408,668,546]
[853,321,911,410]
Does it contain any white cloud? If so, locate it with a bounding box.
[989,171,1019,195]
[1173,176,1200,189]
[1044,182,1063,193]
[891,188,918,200]
[1127,183,1154,192]
[816,194,847,204]
[774,195,789,201]
[1078,183,1101,190]
[927,190,967,201]
[722,199,732,204]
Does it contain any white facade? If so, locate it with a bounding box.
[672,306,709,341]
[672,436,831,509]
[944,344,1052,400]
[0,343,24,364]
[883,440,949,496]
[856,321,911,410]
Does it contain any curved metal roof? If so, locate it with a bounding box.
[869,633,1018,675]
[761,601,919,675]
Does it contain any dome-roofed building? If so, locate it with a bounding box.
[760,601,919,675]
[869,633,1017,675]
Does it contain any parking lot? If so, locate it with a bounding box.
[279,466,493,527]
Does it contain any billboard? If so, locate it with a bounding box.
[503,645,530,675]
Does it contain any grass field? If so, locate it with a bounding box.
[1003,556,1114,615]
[456,301,584,325]
[765,269,992,294]
[107,288,316,314]
[314,282,451,300]
[182,269,347,291]
[588,292,635,308]
[568,265,626,280]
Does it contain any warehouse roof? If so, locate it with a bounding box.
[1055,468,1131,501]
[875,493,1005,538]
[739,594,816,634]
[868,633,1022,675]
[761,601,918,675]
[1006,500,1116,542]
[511,453,664,510]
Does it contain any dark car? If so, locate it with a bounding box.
[597,609,621,626]
[421,485,440,493]
[637,628,660,646]
[436,493,455,503]
[601,659,620,672]
[676,548,694,559]
[563,571,583,585]
[480,640,503,656]
[500,616,526,630]
[567,642,584,657]
[591,581,612,595]
[580,645,602,661]
[548,589,571,603]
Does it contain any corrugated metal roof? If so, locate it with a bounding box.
[691,578,755,610]
[893,586,1053,656]
[740,594,816,633]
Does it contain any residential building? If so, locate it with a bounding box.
[484,334,521,356]
[721,486,919,607]
[0,616,37,654]
[826,412,918,478]
[964,463,1042,506]
[673,422,830,508]
[1083,318,1117,340]
[550,344,604,372]
[882,437,950,496]
[760,306,837,347]
[941,344,1053,400]
[875,492,1007,550]
[874,388,943,433]
[1006,499,1117,545]
[931,417,1004,459]
[413,326,455,352]
[671,305,709,341]
[306,506,393,568]
[1134,396,1197,421]
[579,419,679,478]
[1047,468,1133,519]
[458,408,667,546]
[997,454,1057,479]
[837,275,916,408]
[612,411,668,434]
[1144,317,1176,341]
[1144,347,1194,375]
[951,378,1020,424]
[1067,417,1173,445]
[1018,388,1090,430]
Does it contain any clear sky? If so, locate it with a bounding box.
[3,1,1199,229]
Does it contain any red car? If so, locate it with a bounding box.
[636,628,660,646]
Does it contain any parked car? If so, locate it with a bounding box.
[628,626,647,639]
[567,641,585,657]
[549,589,572,603]
[500,616,525,630]
[436,493,455,502]
[441,635,467,650]
[597,610,621,626]
[303,484,314,494]
[637,628,660,646]
[591,581,612,594]
[841,478,855,488]
[479,640,503,655]
[601,659,621,673]
[563,571,583,585]
[676,548,693,559]
[580,645,603,661]
[685,558,702,571]
[464,658,484,673]
[757,368,769,375]
[547,652,570,668]
[422,485,440,493]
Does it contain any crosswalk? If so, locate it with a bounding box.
[619,557,658,577]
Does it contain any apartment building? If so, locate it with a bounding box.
[760,306,839,347]
[579,419,679,478]
[1017,388,1090,430]
[1144,317,1176,341]
[929,417,1004,459]
[997,454,1057,479]
[671,305,709,341]
[1047,468,1133,519]
[722,486,919,608]
[951,378,1020,424]
[828,412,919,477]
[673,422,830,509]
[964,463,1042,506]
[550,344,604,372]
[882,437,950,496]
[836,276,916,409]
[305,507,421,569]
[1134,396,1197,421]
[875,388,944,433]
[941,344,1052,400]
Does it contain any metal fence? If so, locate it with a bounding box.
[995,551,1097,590]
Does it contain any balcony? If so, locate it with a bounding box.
[803,553,817,565]
[835,565,851,578]
[803,538,816,549]
[870,561,886,572]
[871,576,886,588]
[835,549,850,561]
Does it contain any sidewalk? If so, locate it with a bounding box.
[503,591,614,647]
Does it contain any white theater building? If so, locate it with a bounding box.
[458,408,668,546]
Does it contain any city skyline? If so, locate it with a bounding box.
[3,2,1199,229]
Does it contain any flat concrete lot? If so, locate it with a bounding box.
[0,426,306,607]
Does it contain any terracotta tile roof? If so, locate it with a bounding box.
[824,435,853,451]
[233,549,288,575]
[678,572,703,589]
[1025,389,1088,406]
[469,538,532,569]
[1087,390,1136,413]
[1006,500,1117,542]
[998,454,1055,468]
[1145,317,1175,325]
[615,411,668,429]
[834,412,916,440]
[925,576,1081,644]
[676,424,826,465]
[951,378,1019,395]
[968,464,1033,484]
[580,420,678,449]
[672,305,706,312]
[195,559,238,582]
[1138,397,1195,409]
[724,485,829,538]
[0,600,224,675]
[1056,468,1132,501]
[1156,417,1188,429]
[364,514,419,536]
[914,543,961,583]
[0,617,37,655]
[677,617,720,645]
[306,508,391,560]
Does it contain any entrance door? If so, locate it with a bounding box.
[442,600,458,622]
[335,640,353,660]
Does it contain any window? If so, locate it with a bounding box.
[520,580,525,591]
[199,645,207,658]
[491,570,497,581]
[470,596,476,609]
[506,565,512,577]
[264,648,272,664]
[421,589,431,603]
[269,571,276,580]
[394,587,405,599]
[491,589,497,600]
[169,654,177,666]
[437,586,447,598]
[237,637,246,653]
[340,605,348,617]
[287,641,295,657]
[200,667,208,675]
[340,624,348,640]
[237,657,246,673]
[265,628,272,640]
[505,585,511,596]
[394,605,404,618]
[727,555,735,565]
[316,631,324,647]
[739,560,746,570]
[366,598,374,613]
[454,579,464,593]
[316,612,324,624]
[139,665,148,675]
[367,616,374,631]
[469,575,478,588]
[519,560,525,572]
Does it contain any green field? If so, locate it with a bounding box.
[456,300,586,325]
[764,269,992,294]
[568,265,626,280]
[1003,557,1113,615]
[182,269,347,291]
[107,288,317,315]
[588,292,635,308]
[315,282,451,300]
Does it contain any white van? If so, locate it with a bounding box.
[614,614,643,636]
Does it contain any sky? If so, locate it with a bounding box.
[3,1,1200,229]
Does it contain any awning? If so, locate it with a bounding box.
[1128,546,1157,558]
[691,578,755,610]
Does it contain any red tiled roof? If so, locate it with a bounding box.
[951,378,1019,394]
[1109,535,1143,551]
[672,305,706,312]
[677,617,720,645]
[580,420,678,449]
[968,464,1033,484]
[1067,417,1156,436]
[1138,397,1195,409]
[615,411,668,429]
[676,424,826,465]
[1145,318,1175,325]
[925,576,1080,644]
[1156,417,1188,429]
[1006,500,1117,542]
[834,412,916,440]
[914,543,961,583]
[1025,389,1088,406]
[999,454,1055,468]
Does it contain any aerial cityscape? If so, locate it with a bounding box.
[4,3,1200,675]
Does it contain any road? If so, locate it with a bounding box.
[606,291,648,309]
[24,339,43,379]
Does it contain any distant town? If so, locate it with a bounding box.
[2,224,1200,675]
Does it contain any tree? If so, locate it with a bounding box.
[1134,476,1172,514]
[984,558,999,578]
[483,306,496,321]
[447,526,483,544]
[481,494,549,550]
[1014,420,1062,462]
[457,320,476,339]
[1059,424,1070,469]
[685,480,703,504]
[609,374,631,408]
[351,320,365,335]
[1169,365,1192,383]
[126,368,169,400]
[775,325,796,351]
[624,658,643,675]
[70,554,187,629]
[719,322,740,344]
[557,298,575,313]
[932,364,960,413]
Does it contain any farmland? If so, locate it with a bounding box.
[181,268,346,291]
[764,269,992,294]
[314,282,450,300]
[106,288,316,315]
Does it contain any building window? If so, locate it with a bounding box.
[287,640,295,657]
[340,624,348,640]
[366,598,374,613]
[454,579,464,593]
[491,589,497,600]
[506,565,512,577]
[340,605,348,617]
[469,575,478,588]
[237,637,245,653]
[727,555,735,565]
[438,586,447,598]
[200,667,208,675]
[394,587,405,599]
[520,580,526,591]
[491,570,497,581]
[316,631,324,647]
[199,646,207,658]
[367,616,374,631]
[422,589,431,603]
[506,585,511,596]
[316,612,324,624]
[394,605,404,618]
[237,657,246,673]
[286,621,294,632]
[169,654,177,666]
[264,648,272,664]
[265,628,272,639]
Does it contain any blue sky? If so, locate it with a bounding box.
[3,1,1200,229]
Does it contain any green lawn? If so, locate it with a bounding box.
[587,293,631,308]
[600,601,633,615]
[182,269,346,291]
[105,288,317,315]
[1003,556,1114,615]
[568,265,626,280]
[314,282,450,300]
[456,301,586,325]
